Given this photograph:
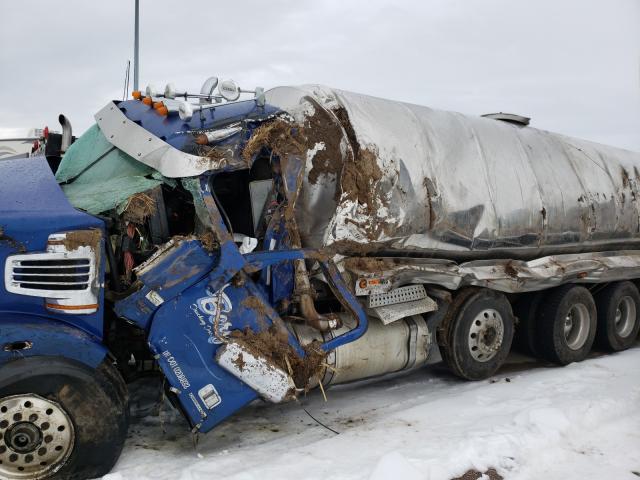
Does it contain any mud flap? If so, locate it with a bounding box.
[216,339,296,403]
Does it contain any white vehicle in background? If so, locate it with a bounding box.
[0,115,73,171]
[0,128,43,160]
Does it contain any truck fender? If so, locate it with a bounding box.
[0,312,109,369]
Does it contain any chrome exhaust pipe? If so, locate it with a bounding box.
[59,114,72,154]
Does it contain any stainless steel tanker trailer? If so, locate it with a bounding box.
[1,79,639,478]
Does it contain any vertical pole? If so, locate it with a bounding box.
[133,0,140,91]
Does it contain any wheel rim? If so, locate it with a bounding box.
[468,308,505,363]
[0,395,74,479]
[563,303,590,350]
[614,296,636,338]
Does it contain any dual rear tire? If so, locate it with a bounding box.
[594,281,640,351]
[513,281,640,362]
[441,281,640,380]
[537,285,597,365]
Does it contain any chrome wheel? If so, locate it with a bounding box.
[468,308,505,362]
[564,303,590,350]
[0,395,74,479]
[614,295,636,338]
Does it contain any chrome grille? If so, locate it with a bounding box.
[9,258,91,291]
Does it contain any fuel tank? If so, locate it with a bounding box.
[264,86,640,260]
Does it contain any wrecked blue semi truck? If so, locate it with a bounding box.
[2,80,640,479]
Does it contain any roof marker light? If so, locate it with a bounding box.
[145,84,160,97]
[178,101,194,121]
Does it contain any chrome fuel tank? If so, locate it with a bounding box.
[265,86,640,260]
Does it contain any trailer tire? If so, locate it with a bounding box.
[538,285,596,365]
[512,291,544,357]
[440,289,514,381]
[0,356,129,480]
[594,281,640,351]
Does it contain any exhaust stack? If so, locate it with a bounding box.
[58,114,72,154]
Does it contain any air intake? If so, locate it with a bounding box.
[8,257,91,291]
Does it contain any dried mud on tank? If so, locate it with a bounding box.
[241,103,386,220]
[331,106,384,212]
[343,256,398,273]
[230,325,327,392]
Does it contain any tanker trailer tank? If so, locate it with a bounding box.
[251,85,640,294]
[236,84,640,380]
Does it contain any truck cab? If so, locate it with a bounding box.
[0,81,374,479]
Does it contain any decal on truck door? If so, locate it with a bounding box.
[191,284,233,344]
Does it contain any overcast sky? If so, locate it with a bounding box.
[1,0,638,150]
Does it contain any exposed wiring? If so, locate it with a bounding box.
[123,60,131,101]
[301,406,340,435]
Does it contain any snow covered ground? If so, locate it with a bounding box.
[105,343,640,480]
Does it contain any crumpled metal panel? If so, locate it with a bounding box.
[95,102,245,178]
[343,251,640,293]
[265,85,640,260]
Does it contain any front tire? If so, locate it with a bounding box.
[0,357,129,480]
[538,285,596,365]
[440,289,515,380]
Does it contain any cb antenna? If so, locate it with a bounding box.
[133,0,140,91]
[122,60,131,101]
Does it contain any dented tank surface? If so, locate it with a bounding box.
[263,85,640,261]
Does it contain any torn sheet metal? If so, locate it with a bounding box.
[264,85,640,261]
[95,102,247,178]
[343,251,640,294]
[114,237,217,329]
